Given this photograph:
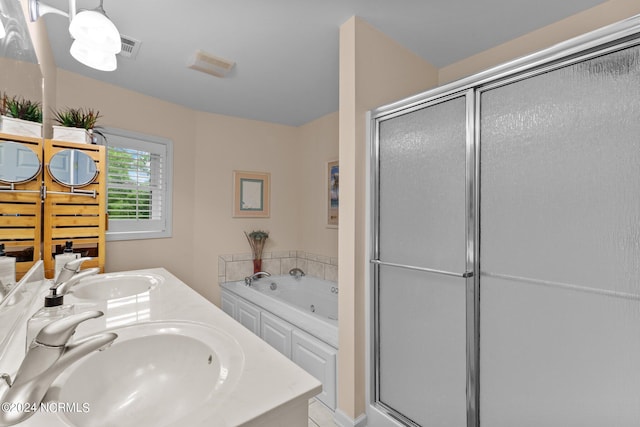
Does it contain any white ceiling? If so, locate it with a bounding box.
[40,0,607,126]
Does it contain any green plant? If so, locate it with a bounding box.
[53,107,101,130]
[2,94,43,123]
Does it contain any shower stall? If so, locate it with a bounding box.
[368,16,640,427]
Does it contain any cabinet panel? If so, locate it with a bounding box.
[220,290,237,318]
[236,298,261,335]
[261,311,292,358]
[292,330,336,410]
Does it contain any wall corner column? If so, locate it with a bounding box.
[338,15,438,425]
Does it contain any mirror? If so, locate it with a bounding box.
[0,140,41,183]
[0,0,42,300]
[0,0,41,109]
[47,149,98,187]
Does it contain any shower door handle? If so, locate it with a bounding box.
[370,259,473,278]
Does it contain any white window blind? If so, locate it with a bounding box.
[101,128,173,240]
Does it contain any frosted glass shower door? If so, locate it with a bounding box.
[479,45,640,426]
[374,95,470,426]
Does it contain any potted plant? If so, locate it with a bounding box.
[245,230,269,273]
[52,107,101,144]
[0,93,43,138]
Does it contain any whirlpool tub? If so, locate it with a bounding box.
[220,274,338,348]
[220,274,339,409]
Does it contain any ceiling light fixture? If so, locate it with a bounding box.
[70,39,117,71]
[0,16,5,40]
[28,0,120,71]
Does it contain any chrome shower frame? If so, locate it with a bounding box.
[367,13,640,427]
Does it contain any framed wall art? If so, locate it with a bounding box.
[233,170,270,218]
[327,160,338,227]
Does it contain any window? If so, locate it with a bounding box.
[100,127,173,241]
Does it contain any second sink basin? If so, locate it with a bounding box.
[48,320,245,427]
[70,272,164,300]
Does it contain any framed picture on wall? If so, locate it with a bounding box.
[327,160,339,228]
[233,170,270,218]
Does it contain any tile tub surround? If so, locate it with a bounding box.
[219,251,338,284]
[2,268,321,427]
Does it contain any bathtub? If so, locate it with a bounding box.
[220,274,338,349]
[221,274,339,408]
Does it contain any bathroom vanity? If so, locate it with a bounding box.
[0,264,321,426]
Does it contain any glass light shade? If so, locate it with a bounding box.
[0,18,6,39]
[70,39,117,71]
[69,10,121,54]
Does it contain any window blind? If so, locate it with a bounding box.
[101,128,172,240]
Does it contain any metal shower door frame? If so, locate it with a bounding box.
[368,14,640,427]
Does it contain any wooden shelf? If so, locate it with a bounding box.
[0,135,43,280]
[43,139,106,279]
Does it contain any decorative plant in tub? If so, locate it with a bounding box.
[52,107,101,144]
[245,230,269,274]
[0,93,43,138]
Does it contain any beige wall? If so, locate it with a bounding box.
[55,70,198,286]
[54,72,340,305]
[296,111,339,258]
[0,57,42,104]
[439,0,640,84]
[192,110,339,304]
[338,16,439,421]
[192,111,299,302]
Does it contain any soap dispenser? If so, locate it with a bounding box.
[26,287,75,351]
[54,241,80,282]
[0,243,16,287]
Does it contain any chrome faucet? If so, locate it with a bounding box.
[54,257,94,286]
[50,267,100,297]
[0,311,117,426]
[289,268,305,279]
[0,280,8,301]
[244,271,271,286]
[0,280,20,307]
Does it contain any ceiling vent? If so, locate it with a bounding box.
[118,35,141,59]
[187,50,235,78]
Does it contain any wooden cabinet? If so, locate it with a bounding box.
[0,134,42,280]
[43,139,106,278]
[0,135,106,280]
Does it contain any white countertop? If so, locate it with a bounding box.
[1,268,321,426]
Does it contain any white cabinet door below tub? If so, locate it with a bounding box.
[220,290,237,319]
[237,298,261,335]
[291,330,336,410]
[261,311,293,358]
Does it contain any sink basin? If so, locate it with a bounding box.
[48,321,245,427]
[70,272,164,300]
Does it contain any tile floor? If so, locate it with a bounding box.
[308,398,338,426]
